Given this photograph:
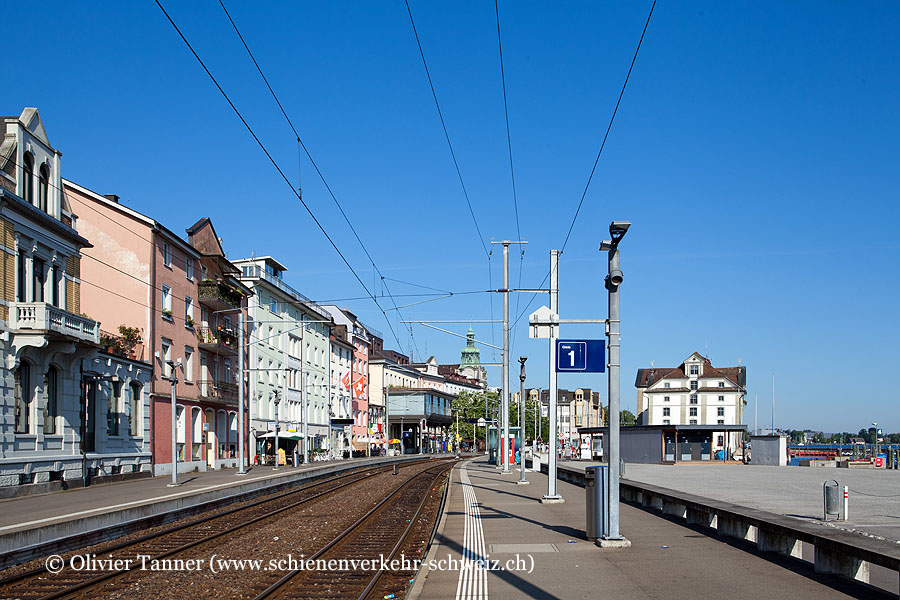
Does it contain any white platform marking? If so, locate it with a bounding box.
[455,464,488,600]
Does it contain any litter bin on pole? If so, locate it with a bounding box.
[823,479,841,521]
[586,465,609,540]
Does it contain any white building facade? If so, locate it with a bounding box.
[234,256,333,462]
[636,352,746,455]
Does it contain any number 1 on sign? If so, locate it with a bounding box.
[568,350,575,367]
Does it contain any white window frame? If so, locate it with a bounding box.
[185,296,193,326]
[161,339,172,377]
[184,346,194,382]
[162,285,172,316]
[186,257,194,280]
[163,242,172,267]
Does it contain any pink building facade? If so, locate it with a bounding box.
[67,181,249,475]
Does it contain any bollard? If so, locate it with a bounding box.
[393,464,399,476]
[823,480,840,521]
[843,485,849,521]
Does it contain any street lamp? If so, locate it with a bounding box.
[166,358,183,487]
[600,220,630,545]
[518,356,529,485]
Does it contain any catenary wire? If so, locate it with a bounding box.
[406,0,500,357]
[511,0,657,329]
[154,0,410,352]
[217,0,422,359]
[404,0,490,259]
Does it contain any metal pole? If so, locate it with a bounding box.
[303,369,309,464]
[518,356,528,484]
[484,392,488,455]
[301,324,308,464]
[274,391,280,469]
[282,329,289,464]
[606,244,622,538]
[383,367,389,456]
[501,242,510,473]
[238,313,246,474]
[543,249,562,501]
[169,367,179,487]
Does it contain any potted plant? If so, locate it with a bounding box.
[185,315,194,328]
[118,325,143,358]
[162,309,173,320]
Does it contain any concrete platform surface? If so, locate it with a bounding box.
[560,460,900,542]
[414,457,886,600]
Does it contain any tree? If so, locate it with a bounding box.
[620,409,636,426]
[449,390,549,450]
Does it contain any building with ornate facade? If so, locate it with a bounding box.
[0,108,152,489]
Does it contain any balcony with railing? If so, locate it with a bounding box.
[10,302,99,344]
[198,279,243,312]
[198,379,238,405]
[286,387,302,403]
[238,264,331,321]
[196,326,238,356]
[287,355,302,371]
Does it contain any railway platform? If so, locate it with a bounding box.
[0,455,424,564]
[413,456,883,600]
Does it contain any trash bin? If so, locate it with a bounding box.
[586,466,609,540]
[823,480,840,521]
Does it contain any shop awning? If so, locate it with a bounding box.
[258,432,303,440]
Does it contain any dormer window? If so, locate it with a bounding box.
[690,364,699,375]
[23,153,34,204]
[38,164,49,212]
[718,381,724,388]
[664,382,670,389]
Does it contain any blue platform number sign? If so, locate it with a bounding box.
[555,339,605,373]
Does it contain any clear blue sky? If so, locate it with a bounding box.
[7,1,899,432]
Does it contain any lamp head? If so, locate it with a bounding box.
[609,220,631,242]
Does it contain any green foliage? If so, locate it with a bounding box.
[450,390,550,447]
[100,325,143,357]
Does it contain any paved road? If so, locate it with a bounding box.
[560,460,900,542]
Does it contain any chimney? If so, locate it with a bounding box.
[104,194,120,203]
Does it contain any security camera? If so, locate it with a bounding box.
[165,359,175,368]
[599,240,614,251]
[609,268,624,286]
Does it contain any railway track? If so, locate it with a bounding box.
[252,460,455,600]
[0,459,438,600]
